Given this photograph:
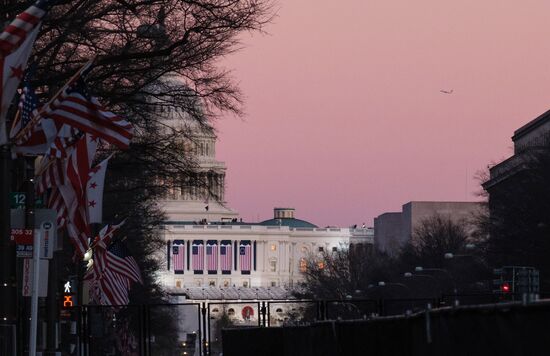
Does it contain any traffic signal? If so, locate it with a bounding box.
[493,268,514,300]
[493,266,540,301]
[500,282,511,293]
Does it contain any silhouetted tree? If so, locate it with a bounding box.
[296,245,398,300]
[2,1,274,353]
[399,214,490,295]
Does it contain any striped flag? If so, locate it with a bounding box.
[172,241,184,274]
[192,241,204,272]
[206,241,218,273]
[43,78,133,149]
[86,153,111,224]
[220,241,232,274]
[106,240,142,284]
[0,0,53,55]
[239,241,251,273]
[86,222,142,306]
[0,0,55,144]
[10,74,39,138]
[13,59,93,145]
[47,186,67,229]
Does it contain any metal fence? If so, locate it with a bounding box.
[18,293,550,355]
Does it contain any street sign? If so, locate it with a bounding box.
[22,258,48,297]
[40,221,54,259]
[10,192,26,209]
[10,229,33,244]
[16,244,33,258]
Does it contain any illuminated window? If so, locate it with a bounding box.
[222,279,230,288]
[271,244,277,251]
[175,280,183,289]
[299,258,307,273]
[317,261,325,270]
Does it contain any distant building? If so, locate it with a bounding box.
[153,77,373,292]
[374,201,483,255]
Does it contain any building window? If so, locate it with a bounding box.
[299,258,307,273]
[317,261,325,270]
[194,279,202,287]
[209,280,216,287]
[175,280,183,289]
[301,246,308,253]
[212,308,219,313]
[269,259,277,272]
[270,244,277,251]
[318,246,324,252]
[242,280,249,288]
[332,246,338,252]
[270,280,277,287]
[222,279,230,288]
[228,308,235,316]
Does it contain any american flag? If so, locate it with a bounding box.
[86,222,142,306]
[0,0,53,55]
[10,76,39,138]
[0,0,54,144]
[106,240,142,284]
[13,60,93,146]
[42,78,133,149]
[192,241,204,272]
[206,241,218,272]
[239,242,252,272]
[172,241,184,273]
[220,241,232,273]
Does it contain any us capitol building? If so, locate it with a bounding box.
[155,79,373,295]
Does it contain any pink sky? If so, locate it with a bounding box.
[215,0,550,227]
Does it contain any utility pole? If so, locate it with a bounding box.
[0,145,16,355]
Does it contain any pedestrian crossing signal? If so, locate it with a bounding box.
[63,295,74,308]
